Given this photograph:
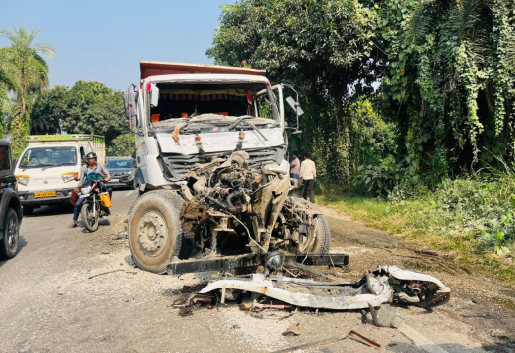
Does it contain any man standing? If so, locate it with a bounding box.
[300,154,316,203]
[68,152,112,229]
[290,153,300,179]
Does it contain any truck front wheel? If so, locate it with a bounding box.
[128,191,184,274]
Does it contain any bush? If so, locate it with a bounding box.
[353,158,406,197]
[385,173,515,255]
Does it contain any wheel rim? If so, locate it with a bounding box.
[297,227,315,253]
[7,215,18,251]
[137,210,168,256]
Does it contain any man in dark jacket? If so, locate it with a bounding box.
[68,152,112,229]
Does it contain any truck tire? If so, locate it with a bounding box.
[0,208,20,260]
[311,204,331,253]
[289,198,331,253]
[160,191,194,260]
[128,190,188,274]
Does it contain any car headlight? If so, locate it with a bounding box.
[81,186,92,195]
[62,172,79,183]
[16,175,30,186]
[124,171,131,176]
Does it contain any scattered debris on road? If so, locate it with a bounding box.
[273,330,381,352]
[282,322,303,336]
[184,261,450,310]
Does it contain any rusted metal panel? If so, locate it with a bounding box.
[167,253,349,276]
[140,61,267,80]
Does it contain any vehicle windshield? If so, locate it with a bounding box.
[148,82,280,132]
[107,159,132,168]
[19,146,77,168]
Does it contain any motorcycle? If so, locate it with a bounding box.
[79,172,112,232]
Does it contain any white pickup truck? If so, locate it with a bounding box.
[15,135,105,215]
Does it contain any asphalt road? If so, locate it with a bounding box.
[0,192,514,352]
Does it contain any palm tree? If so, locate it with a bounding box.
[0,25,56,155]
[0,25,56,115]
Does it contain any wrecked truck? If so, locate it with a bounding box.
[124,61,329,274]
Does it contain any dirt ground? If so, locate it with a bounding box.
[0,191,514,353]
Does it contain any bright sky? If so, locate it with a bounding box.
[0,0,230,91]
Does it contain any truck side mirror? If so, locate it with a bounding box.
[286,96,304,116]
[123,92,137,118]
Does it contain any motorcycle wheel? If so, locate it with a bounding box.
[81,202,99,232]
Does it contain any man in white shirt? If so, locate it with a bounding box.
[299,153,316,203]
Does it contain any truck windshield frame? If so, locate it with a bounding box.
[19,146,78,169]
[145,82,281,131]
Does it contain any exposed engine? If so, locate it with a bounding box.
[180,151,329,257]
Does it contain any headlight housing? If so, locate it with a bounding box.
[81,186,92,196]
[16,175,30,186]
[62,172,79,183]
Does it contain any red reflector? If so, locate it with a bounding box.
[146,82,151,92]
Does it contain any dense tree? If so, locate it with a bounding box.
[30,85,67,135]
[376,0,515,184]
[0,67,15,138]
[207,0,378,184]
[107,132,135,157]
[0,25,56,156]
[61,81,128,143]
[208,0,515,188]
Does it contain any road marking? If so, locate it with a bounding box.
[125,190,134,197]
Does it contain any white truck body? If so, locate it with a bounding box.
[126,62,292,191]
[15,135,105,211]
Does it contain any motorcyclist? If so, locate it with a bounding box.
[68,152,112,229]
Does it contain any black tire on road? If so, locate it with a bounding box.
[81,202,99,232]
[128,190,188,274]
[0,208,20,259]
[311,205,331,253]
[132,178,137,190]
[23,205,34,216]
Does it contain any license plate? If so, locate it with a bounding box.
[111,179,119,183]
[35,191,57,198]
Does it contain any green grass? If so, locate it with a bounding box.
[318,189,515,282]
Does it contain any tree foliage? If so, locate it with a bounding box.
[107,132,135,157]
[61,81,128,143]
[208,0,515,188]
[377,0,515,184]
[207,0,378,184]
[0,25,56,156]
[31,85,67,135]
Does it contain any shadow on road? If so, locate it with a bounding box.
[24,204,74,218]
[0,235,27,270]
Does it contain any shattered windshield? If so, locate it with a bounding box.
[20,146,77,168]
[148,82,280,132]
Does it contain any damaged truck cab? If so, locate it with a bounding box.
[124,62,329,274]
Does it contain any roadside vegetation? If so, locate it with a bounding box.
[208,0,515,276]
[0,25,134,156]
[318,168,515,281]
